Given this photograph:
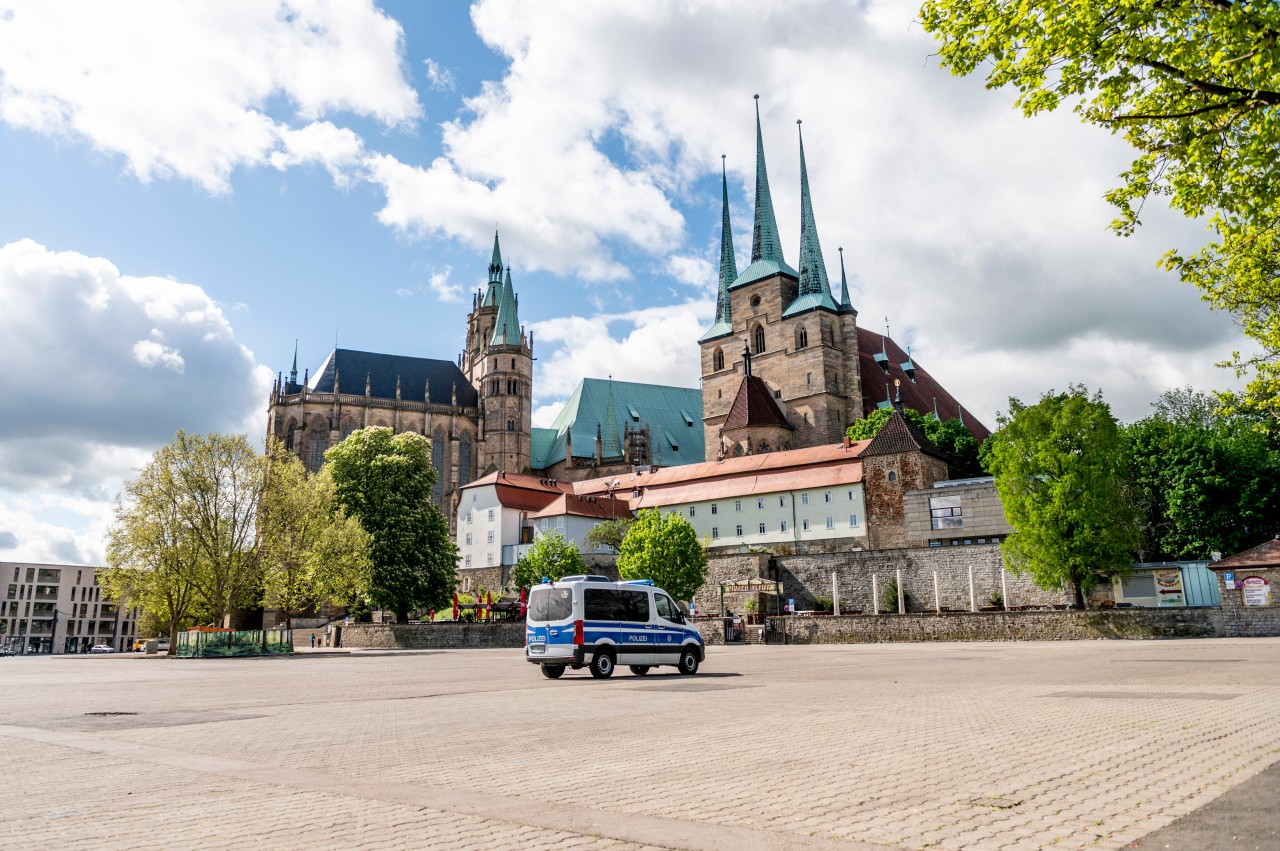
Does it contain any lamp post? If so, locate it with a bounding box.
[605,478,620,521]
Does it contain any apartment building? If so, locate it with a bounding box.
[1,562,140,654]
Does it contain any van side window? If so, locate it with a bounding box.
[585,588,650,622]
[655,595,678,621]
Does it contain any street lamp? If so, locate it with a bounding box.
[605,478,621,521]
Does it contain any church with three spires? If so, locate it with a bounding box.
[265,98,984,533]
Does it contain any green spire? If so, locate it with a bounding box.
[732,96,796,289]
[481,230,503,307]
[783,120,840,318]
[490,266,523,346]
[289,339,298,384]
[838,246,856,314]
[700,155,737,343]
[602,376,622,458]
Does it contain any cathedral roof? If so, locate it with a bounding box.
[530,377,704,470]
[490,267,523,346]
[733,96,797,289]
[855,327,989,440]
[700,156,738,343]
[783,121,840,319]
[309,348,478,408]
[481,231,503,307]
[722,375,793,431]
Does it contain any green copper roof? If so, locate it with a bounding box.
[530,378,704,470]
[700,156,737,343]
[733,96,796,289]
[838,246,856,315]
[490,267,522,346]
[601,378,622,458]
[782,121,839,319]
[481,231,503,307]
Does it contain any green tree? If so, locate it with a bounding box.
[324,427,457,622]
[985,386,1141,608]
[617,508,708,602]
[1125,388,1280,560]
[511,531,585,591]
[584,517,634,554]
[919,1,1280,429]
[848,408,984,477]
[257,440,373,629]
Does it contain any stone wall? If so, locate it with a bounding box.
[342,622,525,650]
[1213,566,1280,637]
[692,552,770,615]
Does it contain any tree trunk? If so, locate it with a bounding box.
[1072,581,1086,610]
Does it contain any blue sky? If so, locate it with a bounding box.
[0,0,1248,563]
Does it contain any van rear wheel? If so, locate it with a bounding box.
[629,665,650,676]
[541,664,565,679]
[678,647,699,675]
[590,650,615,679]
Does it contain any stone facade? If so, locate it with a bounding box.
[904,478,1012,547]
[862,449,949,550]
[1213,565,1280,637]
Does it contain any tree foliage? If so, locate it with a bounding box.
[324,427,457,621]
[583,517,634,554]
[1124,387,1280,561]
[847,407,984,477]
[919,0,1280,429]
[617,508,708,602]
[511,531,585,591]
[258,440,373,628]
[984,386,1141,607]
[103,431,267,645]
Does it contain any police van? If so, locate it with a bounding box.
[525,576,704,679]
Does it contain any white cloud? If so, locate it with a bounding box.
[423,58,456,92]
[427,266,463,303]
[532,402,565,429]
[0,0,419,192]
[666,254,714,289]
[0,239,272,563]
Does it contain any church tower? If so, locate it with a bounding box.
[699,99,864,460]
[462,234,533,475]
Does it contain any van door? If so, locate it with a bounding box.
[527,585,574,661]
[652,593,685,666]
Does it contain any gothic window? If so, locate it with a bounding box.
[795,326,808,349]
[458,433,473,486]
[507,418,515,431]
[306,433,326,473]
[341,419,357,440]
[712,347,724,371]
[285,421,296,452]
[431,428,446,504]
[758,439,770,453]
[752,324,766,354]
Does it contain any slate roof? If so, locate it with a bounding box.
[1209,538,1280,571]
[722,375,793,430]
[530,378,704,470]
[856,328,990,440]
[309,348,478,408]
[861,410,948,462]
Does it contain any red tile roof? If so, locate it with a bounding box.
[722,375,792,430]
[857,327,990,440]
[862,410,947,462]
[463,470,572,512]
[530,494,634,521]
[1209,538,1280,571]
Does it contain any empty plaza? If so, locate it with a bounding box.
[4,639,1279,850]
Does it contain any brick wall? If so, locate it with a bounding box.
[342,622,525,650]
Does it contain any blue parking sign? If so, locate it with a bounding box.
[1224,572,1235,583]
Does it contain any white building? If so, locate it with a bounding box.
[1,562,140,654]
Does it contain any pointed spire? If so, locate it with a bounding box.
[289,340,298,384]
[782,120,839,318]
[481,231,504,307]
[700,155,737,343]
[751,95,783,266]
[491,266,523,346]
[838,247,856,314]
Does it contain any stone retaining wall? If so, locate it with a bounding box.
[342,622,525,650]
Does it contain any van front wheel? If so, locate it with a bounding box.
[541,664,565,679]
[678,647,700,675]
[590,650,615,679]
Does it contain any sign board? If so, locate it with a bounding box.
[1153,569,1186,607]
[1223,572,1235,583]
[1242,576,1271,607]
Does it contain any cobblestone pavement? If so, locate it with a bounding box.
[3,638,1279,850]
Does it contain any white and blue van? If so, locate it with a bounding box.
[525,576,704,679]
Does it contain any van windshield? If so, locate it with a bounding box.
[528,587,573,622]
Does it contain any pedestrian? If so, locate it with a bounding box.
[310,633,315,649]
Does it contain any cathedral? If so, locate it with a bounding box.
[265,99,985,531]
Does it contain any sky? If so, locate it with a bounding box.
[0,0,1250,565]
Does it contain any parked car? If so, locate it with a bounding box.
[89,644,116,654]
[0,647,14,657]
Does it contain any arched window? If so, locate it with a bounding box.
[431,427,446,504]
[458,433,473,486]
[507,418,515,432]
[795,326,808,349]
[752,324,766,354]
[306,433,326,473]
[341,419,357,440]
[285,421,296,452]
[712,347,724,371]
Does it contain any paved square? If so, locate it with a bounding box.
[3,638,1278,850]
